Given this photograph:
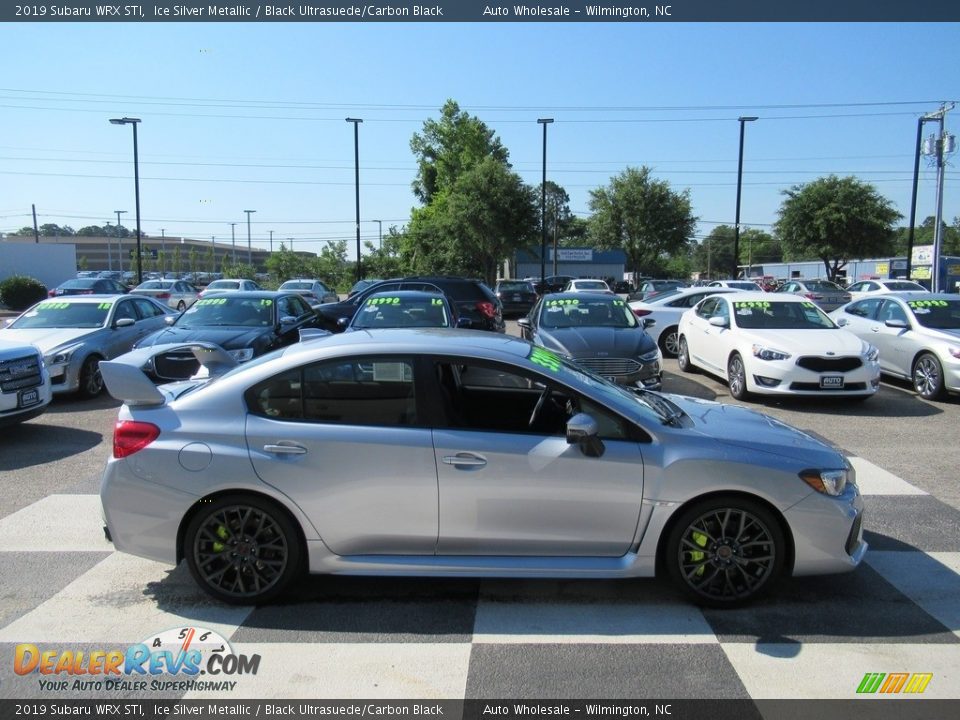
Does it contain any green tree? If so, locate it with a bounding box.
[893,216,960,257]
[410,99,510,205]
[308,239,350,290]
[775,175,901,281]
[265,245,310,283]
[10,223,75,236]
[588,166,697,278]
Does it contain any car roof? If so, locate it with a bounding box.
[363,289,447,300]
[292,327,532,361]
[873,291,956,301]
[542,292,620,301]
[199,290,293,299]
[721,291,806,302]
[39,294,128,303]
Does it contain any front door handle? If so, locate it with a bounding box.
[442,453,487,467]
[264,443,308,456]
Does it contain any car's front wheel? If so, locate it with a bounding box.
[727,352,750,401]
[177,300,187,312]
[677,335,696,373]
[913,352,946,401]
[665,496,785,607]
[78,355,103,398]
[184,495,302,605]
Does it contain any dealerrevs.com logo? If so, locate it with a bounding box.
[856,672,933,694]
[13,626,260,693]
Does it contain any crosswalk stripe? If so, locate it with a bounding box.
[0,495,111,552]
[849,456,928,496]
[866,551,960,639]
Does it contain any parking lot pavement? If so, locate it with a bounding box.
[2,369,960,702]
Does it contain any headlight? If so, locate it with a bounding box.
[639,348,661,363]
[799,468,849,496]
[227,348,254,362]
[752,344,791,361]
[44,343,82,365]
[948,346,960,360]
[863,343,880,362]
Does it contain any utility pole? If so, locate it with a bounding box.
[921,103,955,292]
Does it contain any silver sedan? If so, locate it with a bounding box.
[100,329,866,607]
[629,286,743,358]
[830,292,960,400]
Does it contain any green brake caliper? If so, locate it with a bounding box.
[690,530,708,576]
[212,524,229,553]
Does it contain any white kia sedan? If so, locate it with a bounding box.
[677,292,880,401]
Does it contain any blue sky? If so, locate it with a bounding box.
[0,21,957,259]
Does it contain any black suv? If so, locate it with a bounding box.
[314,277,505,333]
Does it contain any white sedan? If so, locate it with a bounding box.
[629,286,743,358]
[845,279,929,301]
[677,292,880,401]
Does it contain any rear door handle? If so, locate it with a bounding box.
[442,453,487,467]
[264,443,308,456]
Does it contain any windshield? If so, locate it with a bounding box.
[575,281,609,291]
[498,281,533,292]
[539,297,637,329]
[10,301,109,329]
[352,296,451,328]
[137,281,170,290]
[804,280,844,292]
[907,299,960,330]
[281,282,313,291]
[886,281,926,291]
[732,300,836,330]
[176,297,274,328]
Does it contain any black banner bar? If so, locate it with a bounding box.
[2,1,959,23]
[1,700,958,720]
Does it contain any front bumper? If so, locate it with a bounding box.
[785,483,867,575]
[745,357,881,397]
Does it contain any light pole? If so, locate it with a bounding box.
[244,210,255,265]
[230,223,237,263]
[346,118,363,283]
[733,116,758,280]
[105,221,113,271]
[114,210,127,274]
[371,219,382,250]
[109,117,143,284]
[269,230,274,254]
[537,118,554,291]
[160,228,166,274]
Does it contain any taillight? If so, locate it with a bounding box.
[632,308,651,317]
[48,289,56,297]
[476,301,497,319]
[156,293,171,299]
[113,421,160,459]
[805,293,822,300]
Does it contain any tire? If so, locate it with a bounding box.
[913,352,946,401]
[658,326,680,358]
[176,300,186,312]
[677,335,696,374]
[664,496,786,607]
[727,352,750,401]
[78,356,104,398]
[184,495,303,605]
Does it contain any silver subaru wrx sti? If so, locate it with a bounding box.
[99,330,866,607]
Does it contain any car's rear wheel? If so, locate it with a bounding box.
[177,300,186,312]
[78,356,103,398]
[665,497,785,607]
[727,352,750,401]
[659,326,680,358]
[677,335,696,373]
[184,495,302,605]
[913,352,946,401]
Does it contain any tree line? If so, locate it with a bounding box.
[10,99,960,286]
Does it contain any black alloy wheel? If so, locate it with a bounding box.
[665,497,785,607]
[184,495,302,605]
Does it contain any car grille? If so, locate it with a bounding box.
[788,382,867,392]
[153,351,200,380]
[576,358,642,377]
[0,353,42,393]
[796,356,863,373]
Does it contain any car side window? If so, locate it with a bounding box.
[245,356,417,427]
[696,297,719,318]
[848,298,882,319]
[113,300,137,322]
[131,297,164,319]
[879,300,908,325]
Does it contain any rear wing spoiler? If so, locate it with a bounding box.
[100,342,237,407]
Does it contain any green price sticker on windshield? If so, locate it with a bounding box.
[196,298,227,306]
[734,301,771,309]
[368,297,401,306]
[529,346,562,373]
[908,299,948,308]
[546,298,579,307]
[259,299,273,306]
[37,302,69,310]
[431,298,444,306]
[98,303,112,310]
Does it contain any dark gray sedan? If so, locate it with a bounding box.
[519,292,662,390]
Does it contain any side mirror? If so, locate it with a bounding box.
[164,315,177,325]
[708,316,729,328]
[456,317,472,328]
[279,315,297,327]
[517,318,531,328]
[642,318,656,329]
[885,319,909,329]
[114,318,135,328]
[336,317,350,331]
[835,317,849,327]
[565,412,605,458]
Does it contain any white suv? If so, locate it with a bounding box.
[0,338,52,427]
